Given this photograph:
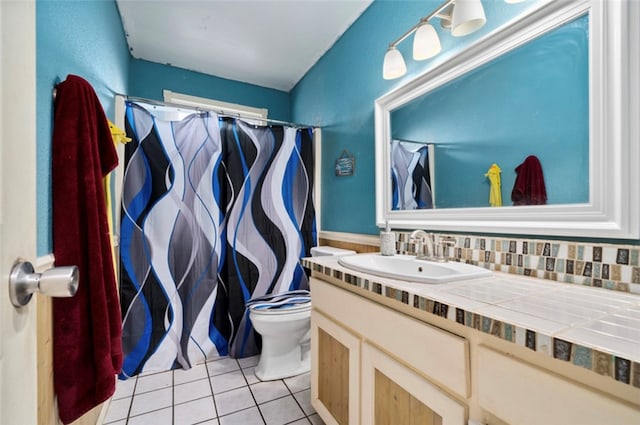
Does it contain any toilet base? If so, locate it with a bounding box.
[254,341,311,381]
[255,356,310,381]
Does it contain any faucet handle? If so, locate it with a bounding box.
[410,237,423,256]
[435,236,456,261]
[409,232,426,257]
[439,236,456,247]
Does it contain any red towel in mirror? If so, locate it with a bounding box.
[52,75,122,424]
[511,155,547,206]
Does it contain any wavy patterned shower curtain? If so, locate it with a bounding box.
[119,102,316,378]
[391,140,433,210]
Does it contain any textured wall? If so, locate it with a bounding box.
[128,59,291,122]
[36,0,130,255]
[291,0,543,235]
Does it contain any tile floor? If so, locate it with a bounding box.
[103,355,324,425]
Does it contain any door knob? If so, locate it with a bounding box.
[8,260,79,307]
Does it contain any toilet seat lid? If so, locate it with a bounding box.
[249,300,311,315]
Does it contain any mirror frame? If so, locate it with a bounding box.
[375,0,639,239]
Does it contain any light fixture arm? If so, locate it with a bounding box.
[383,0,498,80]
[388,0,454,48]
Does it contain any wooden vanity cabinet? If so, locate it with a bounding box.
[310,277,467,425]
[310,276,640,425]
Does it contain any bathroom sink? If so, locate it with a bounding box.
[337,253,491,284]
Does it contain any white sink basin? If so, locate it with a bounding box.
[337,253,491,284]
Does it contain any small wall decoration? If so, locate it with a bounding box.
[335,149,355,176]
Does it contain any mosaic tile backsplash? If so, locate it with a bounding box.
[394,232,640,295]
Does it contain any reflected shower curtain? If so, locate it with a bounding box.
[391,140,433,210]
[119,102,316,377]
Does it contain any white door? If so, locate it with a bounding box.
[0,1,38,424]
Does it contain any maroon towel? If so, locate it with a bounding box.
[511,155,547,205]
[52,75,122,424]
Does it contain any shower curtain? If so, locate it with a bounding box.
[391,140,433,210]
[119,102,316,377]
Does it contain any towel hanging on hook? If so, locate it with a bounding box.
[52,76,62,101]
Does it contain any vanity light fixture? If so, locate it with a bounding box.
[384,0,516,80]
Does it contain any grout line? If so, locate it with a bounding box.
[171,370,175,425]
[125,376,138,423]
[126,405,173,422]
[205,357,222,420]
[238,358,268,424]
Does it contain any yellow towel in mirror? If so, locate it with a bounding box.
[485,163,502,207]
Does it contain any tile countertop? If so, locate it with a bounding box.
[302,255,640,390]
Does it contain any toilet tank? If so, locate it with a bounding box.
[310,246,356,257]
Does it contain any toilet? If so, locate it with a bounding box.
[248,246,356,381]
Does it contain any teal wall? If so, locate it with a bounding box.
[129,59,291,121]
[36,0,626,253]
[36,1,291,256]
[36,0,130,255]
[291,0,542,235]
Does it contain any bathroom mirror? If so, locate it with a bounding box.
[375,0,639,239]
[390,13,589,210]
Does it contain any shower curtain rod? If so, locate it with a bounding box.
[118,94,318,129]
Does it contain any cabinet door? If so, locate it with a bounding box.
[311,310,360,425]
[362,343,466,425]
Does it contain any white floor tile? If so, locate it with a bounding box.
[218,406,265,425]
[175,378,213,404]
[174,396,217,425]
[112,377,136,399]
[207,358,241,376]
[103,397,131,423]
[130,387,173,416]
[288,419,311,425]
[283,373,310,394]
[210,369,247,394]
[242,366,261,385]
[104,420,127,425]
[136,370,173,393]
[174,363,209,385]
[308,413,325,425]
[250,380,289,404]
[293,389,315,415]
[214,386,256,416]
[238,355,260,369]
[259,395,305,425]
[111,359,321,425]
[127,407,172,425]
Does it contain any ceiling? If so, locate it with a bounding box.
[116,0,373,92]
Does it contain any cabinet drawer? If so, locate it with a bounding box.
[477,345,640,425]
[311,278,469,398]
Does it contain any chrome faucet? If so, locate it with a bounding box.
[409,230,435,260]
[409,230,456,262]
